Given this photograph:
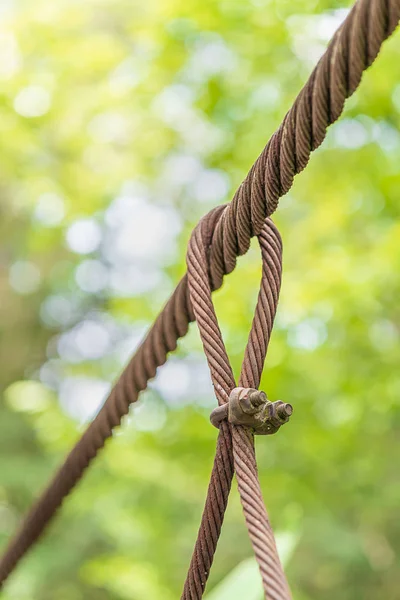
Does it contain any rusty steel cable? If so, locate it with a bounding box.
[183,211,291,599]
[1,0,399,590]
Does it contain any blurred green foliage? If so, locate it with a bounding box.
[1,0,400,599]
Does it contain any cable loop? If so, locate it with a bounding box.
[184,208,292,599]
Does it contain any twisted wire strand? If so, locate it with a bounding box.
[208,0,400,291]
[184,212,288,599]
[231,426,289,600]
[0,276,194,584]
[234,224,289,599]
[1,0,398,586]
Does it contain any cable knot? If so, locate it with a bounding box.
[210,387,293,435]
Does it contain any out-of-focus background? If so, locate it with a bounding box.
[0,1,400,599]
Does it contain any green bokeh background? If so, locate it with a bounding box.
[1,1,400,599]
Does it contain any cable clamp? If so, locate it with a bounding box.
[210,387,293,435]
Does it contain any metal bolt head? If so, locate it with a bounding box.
[276,402,293,421]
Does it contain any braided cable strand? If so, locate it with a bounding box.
[0,0,399,586]
[184,213,288,599]
[208,0,400,291]
[0,277,194,583]
[235,224,289,599]
[231,425,289,600]
[181,208,235,599]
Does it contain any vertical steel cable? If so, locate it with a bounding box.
[184,212,290,599]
